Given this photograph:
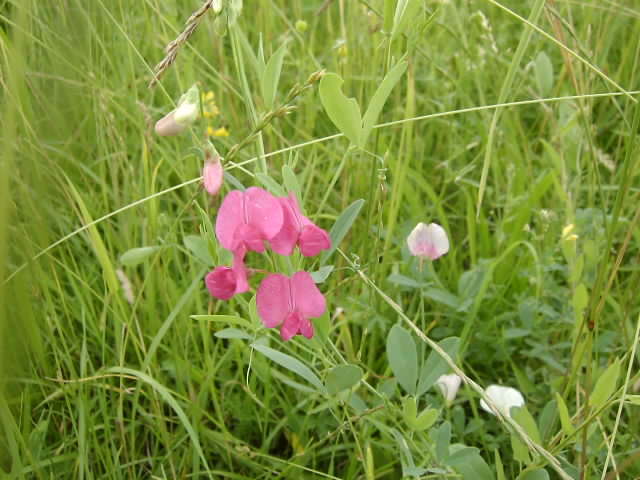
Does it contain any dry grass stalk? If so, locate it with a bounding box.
[149,0,214,88]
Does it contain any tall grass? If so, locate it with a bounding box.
[1,0,639,478]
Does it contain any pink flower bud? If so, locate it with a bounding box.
[203,157,223,196]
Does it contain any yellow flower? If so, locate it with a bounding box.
[202,91,215,102]
[207,126,230,137]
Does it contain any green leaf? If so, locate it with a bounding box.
[119,246,161,267]
[319,73,362,146]
[326,364,363,394]
[555,393,575,435]
[572,284,589,315]
[510,406,540,463]
[422,288,461,310]
[251,343,325,392]
[386,324,418,394]
[591,359,621,411]
[256,172,286,196]
[447,446,494,480]
[321,199,365,264]
[214,328,252,340]
[518,469,550,480]
[433,421,451,462]
[310,265,334,284]
[281,164,301,202]
[403,396,418,423]
[392,0,422,40]
[261,41,288,110]
[183,235,213,265]
[417,337,460,396]
[495,448,506,480]
[534,51,553,97]
[361,60,407,145]
[106,367,210,471]
[413,408,439,431]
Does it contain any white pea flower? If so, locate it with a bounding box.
[407,222,449,260]
[437,374,462,404]
[155,84,201,136]
[480,384,525,418]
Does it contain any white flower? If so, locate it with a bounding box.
[407,222,449,260]
[173,102,199,125]
[154,84,200,137]
[437,374,462,403]
[480,384,525,418]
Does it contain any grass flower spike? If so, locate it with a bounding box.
[215,187,283,255]
[257,271,326,341]
[480,385,525,418]
[270,193,331,257]
[407,222,449,260]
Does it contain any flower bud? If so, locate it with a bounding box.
[154,84,200,136]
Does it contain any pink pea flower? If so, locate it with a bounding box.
[256,271,326,341]
[407,222,449,260]
[205,252,249,300]
[203,156,224,196]
[270,193,331,257]
[215,187,283,255]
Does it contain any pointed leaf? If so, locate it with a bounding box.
[417,337,460,396]
[310,265,334,284]
[251,343,325,392]
[120,246,162,267]
[591,359,621,411]
[447,446,494,480]
[392,0,422,40]
[256,172,286,196]
[386,324,418,394]
[433,421,451,462]
[555,393,575,435]
[321,199,365,263]
[261,41,288,110]
[361,60,407,144]
[534,51,553,97]
[326,364,363,394]
[282,164,301,202]
[183,235,213,265]
[214,328,252,340]
[518,469,550,480]
[319,73,362,146]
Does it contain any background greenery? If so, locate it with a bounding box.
[1,0,639,478]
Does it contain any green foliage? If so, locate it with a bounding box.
[2,0,639,478]
[386,324,418,394]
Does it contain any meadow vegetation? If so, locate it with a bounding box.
[1,0,639,478]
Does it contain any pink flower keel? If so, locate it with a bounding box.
[256,271,326,341]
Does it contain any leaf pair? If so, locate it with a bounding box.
[319,61,407,149]
[386,324,460,396]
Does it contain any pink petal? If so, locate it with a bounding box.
[231,250,249,294]
[269,197,299,256]
[233,223,266,253]
[280,312,301,341]
[291,271,326,319]
[256,274,291,328]
[245,187,283,240]
[203,159,223,196]
[407,222,449,260]
[205,267,237,300]
[299,225,331,257]
[215,190,244,250]
[298,316,314,339]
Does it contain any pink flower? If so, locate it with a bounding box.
[256,271,326,341]
[203,156,224,196]
[407,222,449,260]
[205,252,249,300]
[270,193,331,257]
[215,187,283,255]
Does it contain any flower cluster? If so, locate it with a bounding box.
[205,187,331,340]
